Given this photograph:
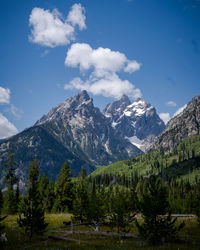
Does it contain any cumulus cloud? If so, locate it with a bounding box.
[159,113,171,124]
[0,113,18,139]
[173,104,187,117]
[0,86,10,104]
[166,100,177,107]
[65,43,141,76]
[29,4,86,47]
[65,74,142,99]
[64,43,142,99]
[67,3,86,30]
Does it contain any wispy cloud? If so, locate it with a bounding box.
[4,104,23,120]
[0,86,10,104]
[166,101,177,107]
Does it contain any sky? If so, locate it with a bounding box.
[0,0,199,138]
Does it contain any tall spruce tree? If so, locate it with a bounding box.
[136,175,184,245]
[54,162,73,212]
[38,174,49,211]
[109,187,134,234]
[17,159,48,239]
[46,178,55,213]
[3,152,18,214]
[86,181,107,230]
[72,168,89,223]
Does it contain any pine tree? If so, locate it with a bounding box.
[3,186,16,214]
[86,181,107,230]
[136,175,184,245]
[3,152,18,214]
[72,168,89,223]
[4,152,18,187]
[54,162,73,212]
[46,178,55,213]
[17,159,48,239]
[38,174,49,211]
[109,187,134,234]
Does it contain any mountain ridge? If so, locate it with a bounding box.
[151,94,200,152]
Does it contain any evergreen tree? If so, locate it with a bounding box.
[0,188,6,230]
[109,187,134,234]
[4,152,18,187]
[3,186,16,214]
[17,159,48,239]
[46,178,55,213]
[54,162,73,212]
[86,182,107,230]
[136,175,184,245]
[3,152,18,214]
[38,173,49,211]
[72,168,89,223]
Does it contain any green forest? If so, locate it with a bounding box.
[0,135,200,249]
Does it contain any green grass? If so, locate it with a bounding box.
[1,214,200,249]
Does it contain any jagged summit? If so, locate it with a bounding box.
[36,90,93,125]
[76,90,90,102]
[103,94,131,119]
[103,95,165,152]
[152,94,200,152]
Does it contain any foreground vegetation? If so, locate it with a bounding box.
[0,214,199,249]
[0,136,200,248]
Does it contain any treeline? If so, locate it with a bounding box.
[90,171,200,214]
[0,152,200,245]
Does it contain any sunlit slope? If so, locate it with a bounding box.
[90,135,200,183]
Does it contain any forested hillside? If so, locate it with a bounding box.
[90,134,200,184]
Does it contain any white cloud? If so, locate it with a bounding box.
[67,3,86,30]
[64,43,142,99]
[29,4,86,47]
[0,113,18,139]
[65,43,141,76]
[166,100,177,107]
[159,113,171,124]
[173,104,187,117]
[65,74,142,99]
[124,60,141,73]
[0,86,10,104]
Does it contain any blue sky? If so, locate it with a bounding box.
[0,0,199,138]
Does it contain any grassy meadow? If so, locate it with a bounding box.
[1,214,200,249]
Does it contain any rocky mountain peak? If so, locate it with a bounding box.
[151,94,200,152]
[76,90,90,103]
[36,90,94,125]
[124,98,153,117]
[103,95,165,152]
[103,94,131,118]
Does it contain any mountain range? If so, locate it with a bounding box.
[0,90,165,179]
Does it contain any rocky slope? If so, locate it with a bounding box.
[151,94,200,152]
[103,95,165,152]
[0,91,142,178]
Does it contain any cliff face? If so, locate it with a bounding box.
[151,95,200,152]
